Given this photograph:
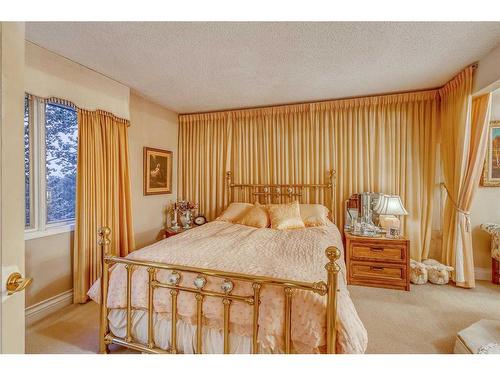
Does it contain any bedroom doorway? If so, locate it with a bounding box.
[0,22,28,354]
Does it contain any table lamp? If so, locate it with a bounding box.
[374,195,408,238]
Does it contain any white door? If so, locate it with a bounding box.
[0,22,28,354]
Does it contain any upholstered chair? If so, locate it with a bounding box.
[480,223,500,284]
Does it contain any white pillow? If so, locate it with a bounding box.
[299,204,330,227]
[216,203,253,223]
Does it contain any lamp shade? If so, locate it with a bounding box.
[374,195,408,216]
[373,194,387,213]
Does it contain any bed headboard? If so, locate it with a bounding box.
[226,170,336,220]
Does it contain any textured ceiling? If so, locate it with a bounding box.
[26,22,500,113]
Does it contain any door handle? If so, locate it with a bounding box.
[6,272,32,295]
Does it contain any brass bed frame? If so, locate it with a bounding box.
[98,170,340,354]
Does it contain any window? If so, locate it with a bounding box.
[24,95,78,239]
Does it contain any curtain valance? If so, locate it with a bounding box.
[26,93,130,126]
[179,89,440,122]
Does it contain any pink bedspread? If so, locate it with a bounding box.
[88,221,367,353]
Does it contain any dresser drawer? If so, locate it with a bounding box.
[350,244,406,263]
[350,261,406,284]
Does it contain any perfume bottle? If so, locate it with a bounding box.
[171,205,179,230]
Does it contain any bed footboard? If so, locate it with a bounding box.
[97,226,341,354]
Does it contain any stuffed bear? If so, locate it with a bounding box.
[410,259,428,285]
[422,259,454,285]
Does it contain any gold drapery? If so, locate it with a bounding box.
[74,109,135,303]
[178,90,439,261]
[440,66,491,288]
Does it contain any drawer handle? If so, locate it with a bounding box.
[370,266,385,271]
[370,247,384,252]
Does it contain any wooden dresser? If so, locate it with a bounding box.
[345,232,410,291]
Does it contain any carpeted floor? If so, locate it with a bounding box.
[26,280,500,354]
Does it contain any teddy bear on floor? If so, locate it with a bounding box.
[410,259,428,285]
[410,259,454,285]
[422,259,454,285]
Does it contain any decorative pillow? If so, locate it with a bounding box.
[235,203,270,228]
[216,203,253,223]
[267,201,305,230]
[300,204,330,227]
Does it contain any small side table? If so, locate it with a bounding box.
[345,232,410,291]
[164,226,193,239]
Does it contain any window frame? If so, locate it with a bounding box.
[24,97,77,240]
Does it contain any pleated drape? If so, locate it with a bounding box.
[178,90,439,261]
[440,66,492,288]
[73,109,135,303]
[177,113,233,221]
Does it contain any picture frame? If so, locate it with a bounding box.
[143,147,173,195]
[482,120,500,187]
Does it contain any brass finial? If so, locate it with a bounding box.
[97,226,111,248]
[325,246,341,262]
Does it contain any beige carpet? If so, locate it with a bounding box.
[26,280,500,354]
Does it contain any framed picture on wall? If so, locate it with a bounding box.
[482,121,500,187]
[143,147,173,195]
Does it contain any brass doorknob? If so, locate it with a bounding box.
[6,272,32,295]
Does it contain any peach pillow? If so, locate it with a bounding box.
[300,204,330,227]
[235,203,270,228]
[216,203,253,223]
[267,201,305,230]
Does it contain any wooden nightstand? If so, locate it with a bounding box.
[164,226,193,238]
[345,232,410,291]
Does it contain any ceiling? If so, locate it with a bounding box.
[26,22,500,113]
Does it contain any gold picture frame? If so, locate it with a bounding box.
[482,120,500,187]
[143,147,172,195]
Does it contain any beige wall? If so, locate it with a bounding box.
[25,232,73,306]
[25,42,130,119]
[470,90,500,276]
[129,92,178,249]
[24,47,178,308]
[474,42,500,95]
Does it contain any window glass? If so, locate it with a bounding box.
[24,96,32,228]
[44,103,78,224]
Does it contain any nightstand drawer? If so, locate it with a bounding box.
[350,262,406,283]
[351,244,405,263]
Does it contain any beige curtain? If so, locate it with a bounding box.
[178,113,233,221]
[179,90,439,261]
[440,67,492,288]
[74,109,135,303]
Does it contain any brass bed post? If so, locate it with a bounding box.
[147,268,156,349]
[251,283,261,354]
[98,226,111,354]
[325,246,341,354]
[222,298,231,353]
[195,293,204,354]
[170,289,179,353]
[226,171,232,204]
[125,264,133,342]
[284,287,293,354]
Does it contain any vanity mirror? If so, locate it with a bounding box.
[344,192,384,237]
[344,192,408,238]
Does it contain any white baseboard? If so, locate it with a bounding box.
[25,289,73,326]
[475,267,491,281]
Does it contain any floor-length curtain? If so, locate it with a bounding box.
[178,91,439,262]
[439,67,491,288]
[73,109,135,303]
[178,113,232,220]
[327,94,439,261]
[230,105,334,211]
